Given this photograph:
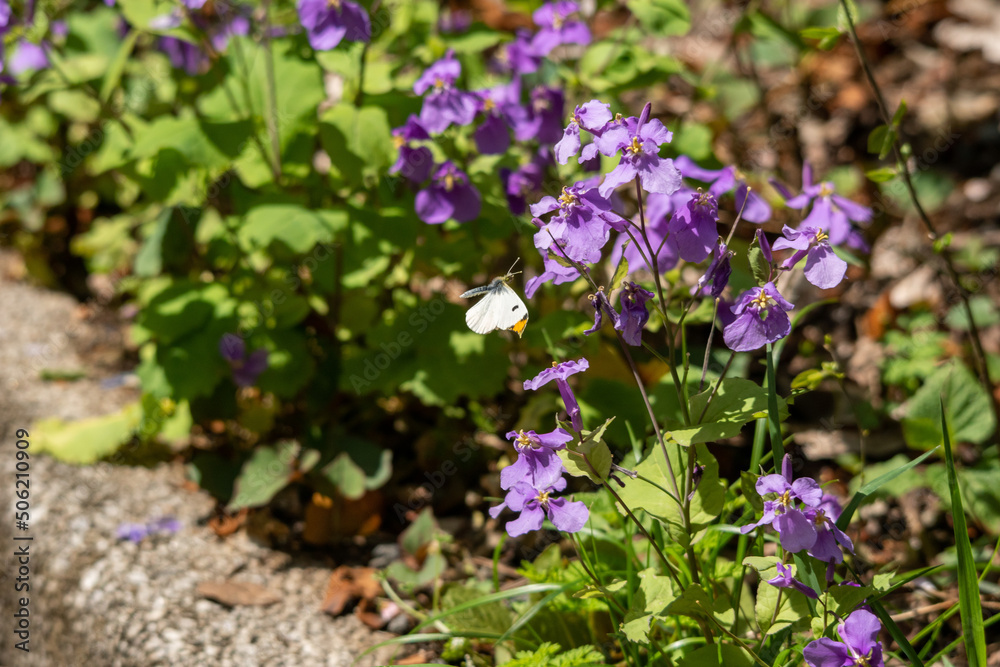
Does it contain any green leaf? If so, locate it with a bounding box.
[678,644,755,667]
[828,583,874,618]
[100,29,138,103]
[318,436,392,499]
[747,245,770,286]
[902,361,996,449]
[891,100,908,128]
[318,105,395,187]
[627,0,692,36]
[440,584,515,637]
[559,418,614,483]
[836,447,939,530]
[620,568,676,643]
[616,443,725,536]
[865,167,897,183]
[942,401,989,666]
[741,471,764,512]
[755,572,811,635]
[867,125,896,160]
[799,26,841,41]
[227,440,302,511]
[670,378,786,447]
[611,246,630,287]
[238,205,347,255]
[32,403,142,464]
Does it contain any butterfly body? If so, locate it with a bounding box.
[461,272,529,337]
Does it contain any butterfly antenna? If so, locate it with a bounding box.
[505,257,521,278]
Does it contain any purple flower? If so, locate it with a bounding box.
[531,181,625,265]
[148,516,183,534]
[691,241,733,298]
[741,457,823,552]
[773,224,848,290]
[160,37,205,75]
[500,428,573,490]
[495,29,541,75]
[554,100,613,165]
[723,282,794,353]
[116,523,150,543]
[668,191,720,263]
[608,188,692,277]
[616,281,654,346]
[531,1,591,56]
[596,106,682,198]
[489,476,589,537]
[220,333,269,387]
[675,156,771,223]
[524,358,588,431]
[413,50,478,134]
[803,609,885,667]
[805,495,854,563]
[583,288,618,336]
[183,0,207,8]
[438,8,471,34]
[9,41,48,74]
[297,0,371,51]
[525,254,581,298]
[500,151,548,215]
[771,163,872,247]
[473,80,520,154]
[415,162,481,224]
[766,562,819,599]
[0,3,12,35]
[511,86,565,144]
[390,116,434,184]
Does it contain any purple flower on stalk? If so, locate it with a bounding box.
[531,1,591,56]
[771,163,872,248]
[495,29,541,75]
[803,609,885,667]
[741,457,823,552]
[675,156,771,223]
[220,334,269,387]
[500,151,548,215]
[596,105,682,198]
[473,80,520,155]
[160,37,205,75]
[500,428,573,490]
[616,281,654,346]
[723,282,795,353]
[489,476,588,537]
[554,100,612,165]
[773,224,848,290]
[415,162,481,224]
[531,181,625,265]
[511,86,565,144]
[413,50,478,134]
[0,3,12,35]
[668,191,720,263]
[583,287,618,336]
[9,41,48,74]
[297,0,371,51]
[390,115,433,184]
[608,188,692,276]
[691,241,733,298]
[525,254,581,298]
[524,358,588,431]
[766,562,819,599]
[805,494,854,564]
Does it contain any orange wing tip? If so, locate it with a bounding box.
[508,316,528,338]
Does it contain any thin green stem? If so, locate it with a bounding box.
[260,0,283,178]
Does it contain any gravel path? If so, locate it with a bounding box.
[0,253,394,666]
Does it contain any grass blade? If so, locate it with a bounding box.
[940,398,988,666]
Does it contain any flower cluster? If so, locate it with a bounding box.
[490,359,591,537]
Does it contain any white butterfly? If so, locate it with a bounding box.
[460,261,529,338]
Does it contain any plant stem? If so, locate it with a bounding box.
[838,0,1000,440]
[260,0,283,179]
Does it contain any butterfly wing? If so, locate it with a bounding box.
[493,283,529,338]
[465,290,502,334]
